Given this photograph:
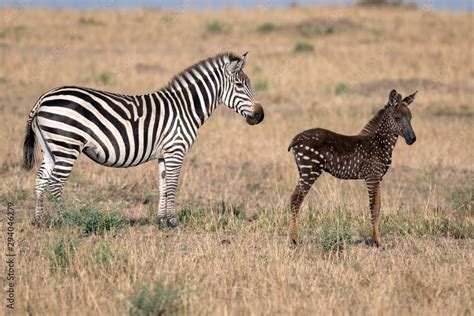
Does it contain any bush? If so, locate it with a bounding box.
[129,280,182,316]
[294,41,314,53]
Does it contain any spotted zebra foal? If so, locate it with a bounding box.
[22,52,264,227]
[288,89,417,247]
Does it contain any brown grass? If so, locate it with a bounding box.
[0,5,473,315]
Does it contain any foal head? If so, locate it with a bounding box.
[387,89,418,145]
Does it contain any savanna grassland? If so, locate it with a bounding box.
[0,4,473,315]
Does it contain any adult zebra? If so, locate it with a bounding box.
[22,52,264,227]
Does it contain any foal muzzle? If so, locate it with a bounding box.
[246,102,264,125]
[405,134,416,145]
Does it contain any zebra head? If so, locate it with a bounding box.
[221,52,264,125]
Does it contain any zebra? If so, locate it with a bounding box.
[22,52,264,228]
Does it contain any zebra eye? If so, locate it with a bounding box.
[235,81,244,88]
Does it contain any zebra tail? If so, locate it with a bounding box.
[23,94,48,170]
[22,122,36,170]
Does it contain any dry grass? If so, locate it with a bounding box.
[0,5,473,315]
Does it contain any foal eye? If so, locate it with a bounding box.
[235,82,244,88]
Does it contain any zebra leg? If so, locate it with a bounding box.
[47,160,77,204]
[163,152,184,228]
[289,164,321,245]
[157,158,167,226]
[366,178,382,247]
[33,160,54,224]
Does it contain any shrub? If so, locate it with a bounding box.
[257,22,276,32]
[129,280,182,316]
[294,41,314,53]
[324,25,335,34]
[206,21,224,33]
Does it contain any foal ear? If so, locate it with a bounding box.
[403,90,418,106]
[226,52,248,74]
[388,89,401,106]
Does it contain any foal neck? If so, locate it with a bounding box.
[369,112,398,157]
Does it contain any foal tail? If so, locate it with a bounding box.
[288,133,307,152]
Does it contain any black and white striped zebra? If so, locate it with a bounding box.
[22,52,264,227]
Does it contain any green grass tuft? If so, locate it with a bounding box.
[318,211,353,254]
[257,22,277,33]
[92,240,113,268]
[49,236,76,269]
[53,203,125,236]
[98,72,113,85]
[335,83,349,95]
[294,41,314,53]
[205,21,224,33]
[129,280,182,316]
[254,80,269,92]
[449,186,473,213]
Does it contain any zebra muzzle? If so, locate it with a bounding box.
[246,103,264,125]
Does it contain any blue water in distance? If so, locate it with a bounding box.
[1,0,472,11]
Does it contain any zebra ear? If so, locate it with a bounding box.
[388,89,401,107]
[226,52,248,74]
[403,90,418,106]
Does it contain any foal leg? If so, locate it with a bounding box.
[289,161,322,245]
[366,178,382,247]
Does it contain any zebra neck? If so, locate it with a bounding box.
[160,73,222,127]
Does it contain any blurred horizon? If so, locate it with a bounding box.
[1,0,472,12]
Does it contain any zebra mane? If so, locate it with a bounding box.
[165,52,240,90]
[358,104,390,136]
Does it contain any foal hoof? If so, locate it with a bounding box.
[365,238,384,250]
[167,217,182,229]
[289,238,298,249]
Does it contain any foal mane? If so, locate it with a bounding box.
[358,104,390,136]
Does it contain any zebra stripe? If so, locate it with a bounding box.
[23,52,264,226]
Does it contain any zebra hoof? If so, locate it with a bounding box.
[31,217,42,227]
[167,217,182,229]
[157,217,167,228]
